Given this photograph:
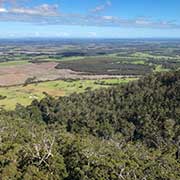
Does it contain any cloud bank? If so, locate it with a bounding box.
[0,1,179,29]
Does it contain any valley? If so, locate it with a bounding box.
[0,39,179,110]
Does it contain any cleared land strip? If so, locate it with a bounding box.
[0,62,138,86]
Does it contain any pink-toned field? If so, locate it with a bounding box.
[0,62,130,86]
[0,62,78,86]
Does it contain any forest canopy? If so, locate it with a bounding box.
[0,70,180,180]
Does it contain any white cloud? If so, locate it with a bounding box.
[91,1,112,13]
[0,1,179,29]
[135,20,151,25]
[9,4,59,16]
[102,16,114,20]
[0,8,7,12]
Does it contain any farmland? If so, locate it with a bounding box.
[0,78,137,109]
[0,39,180,109]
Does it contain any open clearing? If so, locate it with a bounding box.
[0,60,138,109]
[0,78,137,110]
[0,61,135,86]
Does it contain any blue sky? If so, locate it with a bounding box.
[0,0,180,38]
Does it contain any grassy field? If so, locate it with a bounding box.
[0,60,30,67]
[131,52,178,60]
[0,78,137,110]
[34,55,85,62]
[0,51,177,110]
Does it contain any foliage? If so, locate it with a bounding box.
[0,70,180,179]
[24,71,180,147]
[55,57,152,75]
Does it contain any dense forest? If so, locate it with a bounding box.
[55,57,152,75]
[0,70,180,179]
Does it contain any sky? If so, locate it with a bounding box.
[0,0,180,38]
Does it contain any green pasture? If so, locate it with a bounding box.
[0,60,30,67]
[0,78,137,110]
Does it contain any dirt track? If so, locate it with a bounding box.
[0,62,134,86]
